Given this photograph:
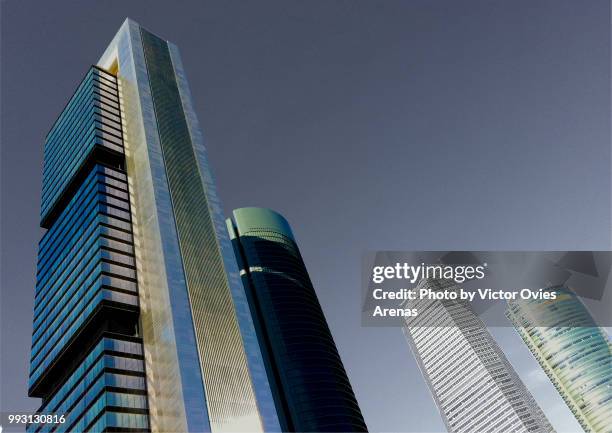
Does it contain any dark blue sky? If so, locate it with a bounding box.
[1,1,609,431]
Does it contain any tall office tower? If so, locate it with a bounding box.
[402,279,554,433]
[507,287,612,433]
[28,19,280,433]
[28,67,149,433]
[226,207,368,432]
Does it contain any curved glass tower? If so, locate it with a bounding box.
[227,207,368,432]
[507,287,612,433]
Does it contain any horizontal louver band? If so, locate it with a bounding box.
[40,67,124,227]
[27,336,148,433]
[29,165,139,392]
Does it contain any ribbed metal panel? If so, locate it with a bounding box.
[140,29,263,431]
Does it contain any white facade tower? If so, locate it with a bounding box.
[402,279,554,433]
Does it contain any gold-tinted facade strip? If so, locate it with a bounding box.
[140,28,263,433]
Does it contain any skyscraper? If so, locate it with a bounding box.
[226,207,368,432]
[28,19,279,433]
[507,286,612,433]
[28,67,149,433]
[402,279,554,433]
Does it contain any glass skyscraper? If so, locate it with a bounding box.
[29,67,149,433]
[226,208,367,432]
[507,287,612,433]
[402,279,554,433]
[28,19,279,433]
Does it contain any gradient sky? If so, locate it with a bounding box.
[1,1,610,432]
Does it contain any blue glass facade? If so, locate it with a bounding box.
[40,67,124,227]
[28,337,148,433]
[28,66,150,432]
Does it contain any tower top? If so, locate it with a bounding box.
[230,207,296,241]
